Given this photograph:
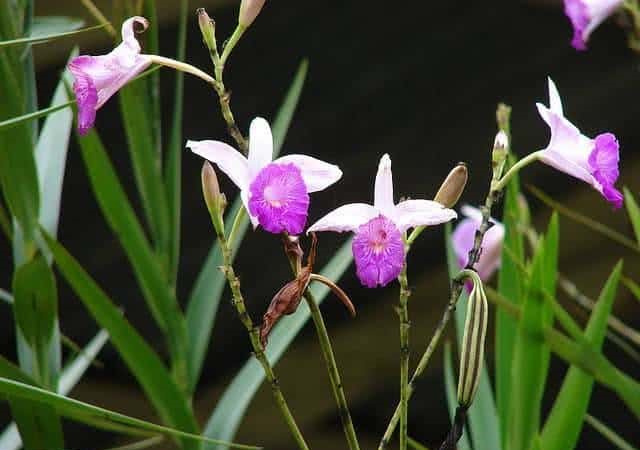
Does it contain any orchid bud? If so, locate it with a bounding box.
[457,273,488,407]
[238,0,266,27]
[434,163,468,208]
[491,130,509,181]
[201,162,226,236]
[197,8,217,52]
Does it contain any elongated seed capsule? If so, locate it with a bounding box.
[457,277,488,406]
[434,163,468,208]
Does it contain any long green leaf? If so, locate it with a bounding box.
[185,60,309,390]
[622,276,640,304]
[202,238,352,448]
[30,16,84,36]
[585,414,638,450]
[507,237,549,450]
[75,128,188,390]
[164,0,188,285]
[0,377,259,450]
[0,101,74,131]
[445,223,501,450]
[496,170,524,446]
[43,233,200,450]
[0,23,104,48]
[540,262,622,450]
[443,342,471,450]
[623,187,640,245]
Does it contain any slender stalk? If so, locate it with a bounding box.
[146,55,216,85]
[80,0,116,37]
[398,263,411,450]
[228,206,246,247]
[217,232,310,450]
[492,150,541,192]
[220,25,247,67]
[303,291,361,450]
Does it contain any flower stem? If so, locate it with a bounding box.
[303,291,361,450]
[492,150,541,192]
[220,24,247,68]
[216,232,310,450]
[398,263,411,450]
[147,55,215,85]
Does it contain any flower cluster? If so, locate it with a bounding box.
[67,16,624,290]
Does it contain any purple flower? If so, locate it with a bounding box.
[68,17,152,134]
[308,154,457,288]
[537,78,623,208]
[187,117,342,235]
[564,0,623,50]
[451,205,505,283]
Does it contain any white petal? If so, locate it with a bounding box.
[186,140,249,191]
[460,204,484,222]
[307,203,379,233]
[547,77,563,116]
[248,117,273,177]
[392,199,457,232]
[373,153,395,215]
[273,154,343,192]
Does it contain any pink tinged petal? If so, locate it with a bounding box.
[186,140,250,192]
[374,154,395,216]
[120,16,148,53]
[452,218,477,270]
[547,78,564,116]
[68,59,98,135]
[248,163,309,235]
[273,154,343,192]
[307,203,379,233]
[588,132,624,208]
[564,0,589,50]
[392,199,457,232]
[352,215,405,288]
[248,117,274,177]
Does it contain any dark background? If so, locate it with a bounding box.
[1,0,639,448]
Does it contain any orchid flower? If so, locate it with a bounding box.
[536,77,623,208]
[451,205,504,283]
[188,117,342,235]
[68,17,152,135]
[564,0,623,50]
[308,154,457,288]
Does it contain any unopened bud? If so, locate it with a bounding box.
[201,162,226,235]
[197,8,217,51]
[434,163,468,208]
[456,272,488,407]
[239,0,266,27]
[492,131,509,180]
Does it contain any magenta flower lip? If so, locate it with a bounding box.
[308,154,457,288]
[536,77,623,208]
[68,16,152,134]
[563,0,623,51]
[187,117,343,235]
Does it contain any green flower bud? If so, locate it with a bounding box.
[197,8,217,52]
[201,162,226,236]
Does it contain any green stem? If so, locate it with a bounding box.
[220,25,247,68]
[228,206,246,247]
[304,291,361,450]
[217,233,310,450]
[398,263,410,450]
[492,150,541,192]
[146,55,215,85]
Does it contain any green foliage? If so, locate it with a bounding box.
[623,187,640,245]
[443,343,471,450]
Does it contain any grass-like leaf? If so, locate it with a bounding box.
[185,60,309,391]
[540,262,622,450]
[0,23,104,48]
[43,232,200,450]
[201,238,352,448]
[623,187,640,245]
[0,377,260,450]
[443,342,471,450]
[585,414,638,450]
[30,16,84,36]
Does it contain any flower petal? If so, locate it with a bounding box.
[121,16,148,54]
[273,154,342,192]
[307,203,379,233]
[392,199,457,232]
[248,117,274,177]
[547,77,564,116]
[373,153,395,215]
[186,140,250,191]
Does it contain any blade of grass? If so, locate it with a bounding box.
[623,187,640,245]
[0,100,74,131]
[164,0,188,286]
[443,342,471,450]
[622,276,640,304]
[201,238,352,449]
[540,262,622,450]
[528,185,640,254]
[75,128,188,391]
[185,60,308,391]
[0,377,259,450]
[30,16,84,36]
[43,232,200,450]
[585,414,638,450]
[0,24,105,48]
[407,437,431,450]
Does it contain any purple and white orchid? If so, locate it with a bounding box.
[187,117,342,235]
[536,77,623,208]
[308,154,457,288]
[564,0,623,50]
[68,17,152,135]
[451,205,504,283]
